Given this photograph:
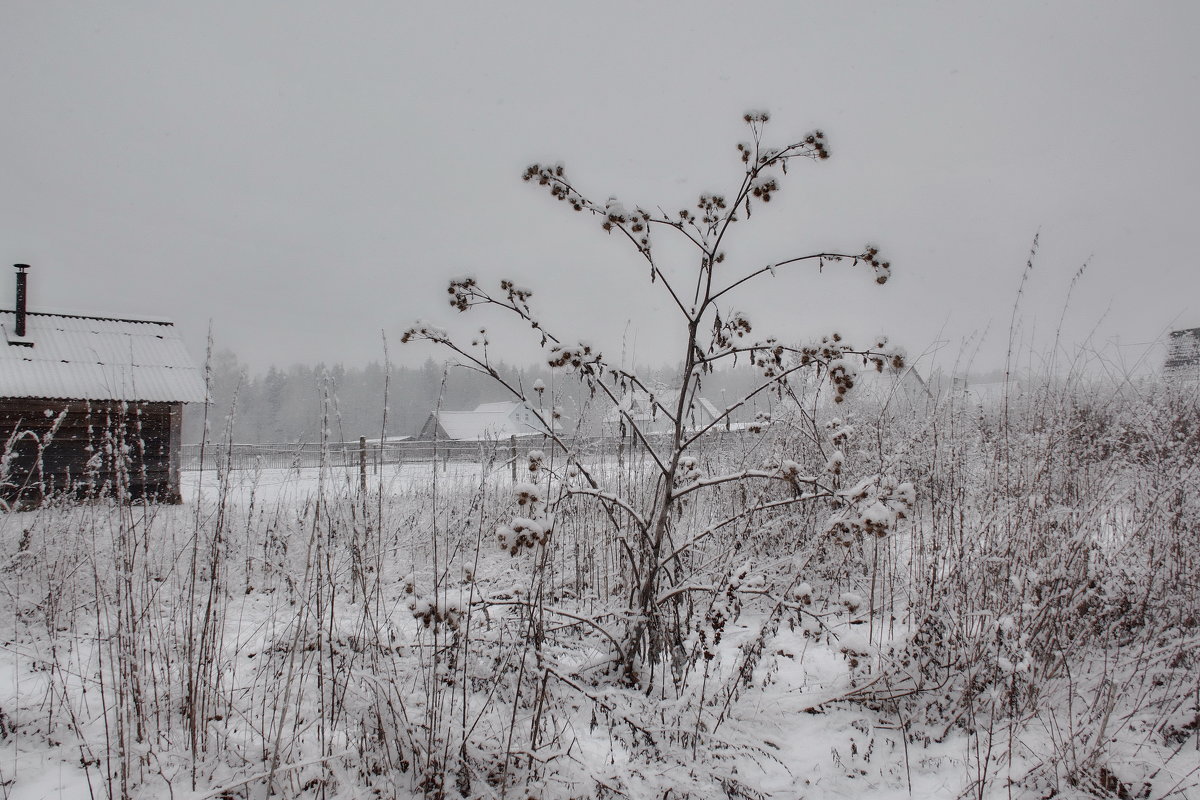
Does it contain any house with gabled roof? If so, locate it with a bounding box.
[841,362,933,410]
[418,400,558,441]
[1,265,206,507]
[601,385,724,436]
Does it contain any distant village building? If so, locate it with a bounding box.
[808,362,933,412]
[418,400,558,441]
[846,363,933,409]
[1165,327,1200,383]
[1,265,207,507]
[602,386,724,436]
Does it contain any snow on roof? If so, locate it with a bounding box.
[602,388,722,421]
[694,397,721,421]
[2,305,178,326]
[430,401,557,441]
[473,401,520,414]
[603,387,656,423]
[436,411,543,440]
[437,411,521,441]
[839,364,932,404]
[0,310,207,403]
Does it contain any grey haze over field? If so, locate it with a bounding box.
[2,1,1196,377]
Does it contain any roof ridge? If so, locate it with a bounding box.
[0,308,176,326]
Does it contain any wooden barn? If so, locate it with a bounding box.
[1,265,206,508]
[1165,327,1200,384]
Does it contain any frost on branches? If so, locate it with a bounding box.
[400,110,921,796]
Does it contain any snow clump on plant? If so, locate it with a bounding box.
[497,481,555,554]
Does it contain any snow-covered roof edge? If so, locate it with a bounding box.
[0,310,207,404]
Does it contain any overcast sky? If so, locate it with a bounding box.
[2,1,1196,379]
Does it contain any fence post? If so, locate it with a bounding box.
[510,435,517,484]
[359,436,368,496]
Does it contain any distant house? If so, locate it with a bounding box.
[418,400,558,441]
[1,265,207,508]
[1165,327,1200,383]
[842,363,933,410]
[602,386,724,436]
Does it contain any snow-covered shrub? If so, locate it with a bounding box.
[849,374,1200,798]
[405,111,904,691]
[397,111,917,796]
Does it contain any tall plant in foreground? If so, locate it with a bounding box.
[404,111,910,689]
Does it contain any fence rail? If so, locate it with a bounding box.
[180,430,754,473]
[182,437,603,473]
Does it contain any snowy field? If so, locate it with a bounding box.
[1,386,1198,800]
[183,460,506,508]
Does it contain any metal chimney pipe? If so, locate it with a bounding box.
[14,264,29,337]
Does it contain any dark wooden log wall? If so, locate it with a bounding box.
[1,399,183,507]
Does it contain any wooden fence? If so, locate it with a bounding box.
[180,430,755,474]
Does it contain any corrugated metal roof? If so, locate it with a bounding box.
[0,310,207,403]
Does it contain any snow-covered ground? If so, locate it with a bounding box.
[182,460,497,508]
[1,391,1197,799]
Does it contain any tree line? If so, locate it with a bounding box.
[183,349,771,445]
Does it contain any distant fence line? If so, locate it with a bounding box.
[181,437,573,473]
[180,430,754,473]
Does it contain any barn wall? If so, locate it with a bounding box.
[1166,328,1200,382]
[1,399,183,507]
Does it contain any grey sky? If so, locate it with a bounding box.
[2,1,1196,377]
